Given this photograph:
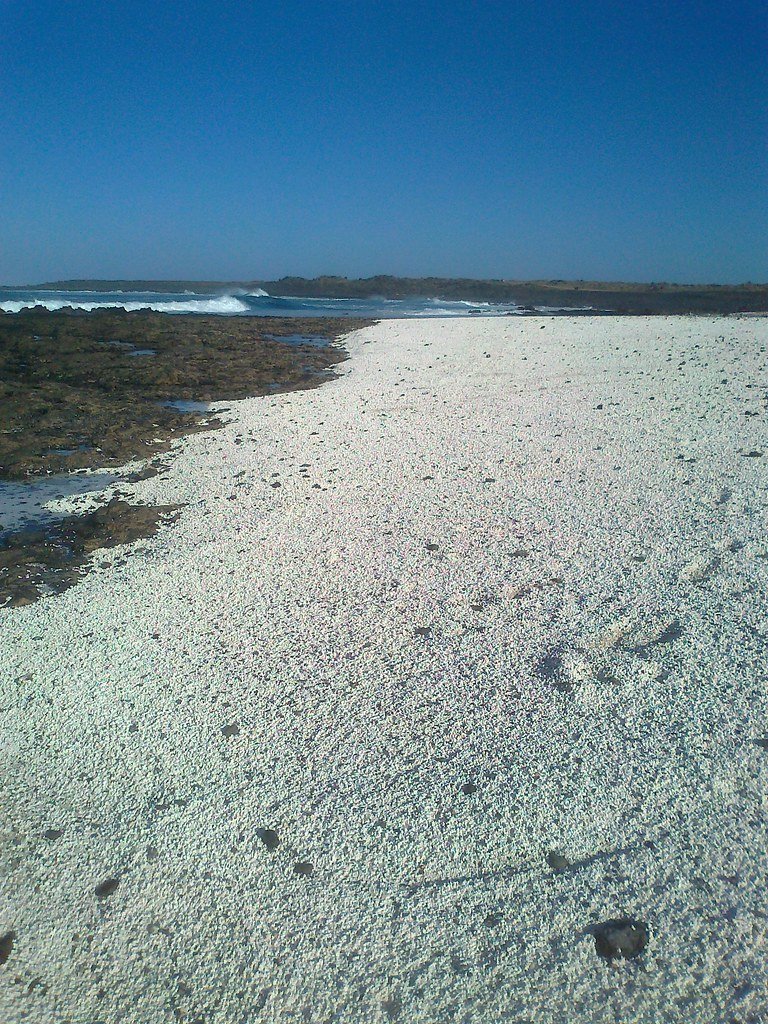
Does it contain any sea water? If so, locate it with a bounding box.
[0,287,594,317]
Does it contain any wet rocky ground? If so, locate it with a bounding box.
[0,310,367,479]
[0,499,181,606]
[0,310,369,606]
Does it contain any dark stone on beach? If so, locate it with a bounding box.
[221,722,240,737]
[382,996,402,1020]
[0,931,15,965]
[94,877,120,899]
[461,782,478,795]
[546,850,570,872]
[593,918,649,961]
[425,542,440,551]
[42,828,64,841]
[753,738,768,750]
[534,650,570,691]
[256,828,280,851]
[293,862,313,877]
[484,913,502,927]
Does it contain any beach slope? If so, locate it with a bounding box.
[1,316,767,1022]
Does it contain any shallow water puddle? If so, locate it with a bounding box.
[0,497,180,607]
[159,399,213,413]
[265,333,329,348]
[0,472,121,534]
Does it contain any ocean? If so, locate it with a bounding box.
[0,287,595,317]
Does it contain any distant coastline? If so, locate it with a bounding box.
[4,276,768,315]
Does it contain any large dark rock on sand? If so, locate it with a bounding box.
[0,931,15,965]
[592,918,649,961]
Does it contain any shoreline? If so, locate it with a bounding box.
[0,310,369,480]
[0,312,369,606]
[1,314,767,1021]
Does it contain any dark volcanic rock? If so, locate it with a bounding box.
[546,850,570,872]
[94,877,120,899]
[593,918,649,961]
[256,828,280,851]
[0,931,15,965]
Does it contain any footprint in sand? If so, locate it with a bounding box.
[680,555,720,583]
[596,611,682,653]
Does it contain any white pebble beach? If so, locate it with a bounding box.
[2,315,767,1023]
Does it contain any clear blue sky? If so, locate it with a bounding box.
[1,0,765,284]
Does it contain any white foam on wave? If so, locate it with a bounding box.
[0,295,250,315]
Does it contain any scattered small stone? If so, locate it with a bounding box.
[94,877,120,900]
[0,931,15,965]
[146,846,159,862]
[256,828,280,851]
[221,722,240,737]
[483,913,502,927]
[293,862,313,877]
[534,651,570,691]
[546,850,570,872]
[42,828,64,841]
[382,996,402,1020]
[593,918,649,961]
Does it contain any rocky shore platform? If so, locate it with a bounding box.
[0,311,367,605]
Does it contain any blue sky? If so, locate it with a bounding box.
[0,0,765,283]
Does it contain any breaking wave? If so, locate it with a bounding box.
[0,287,564,318]
[0,294,250,315]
